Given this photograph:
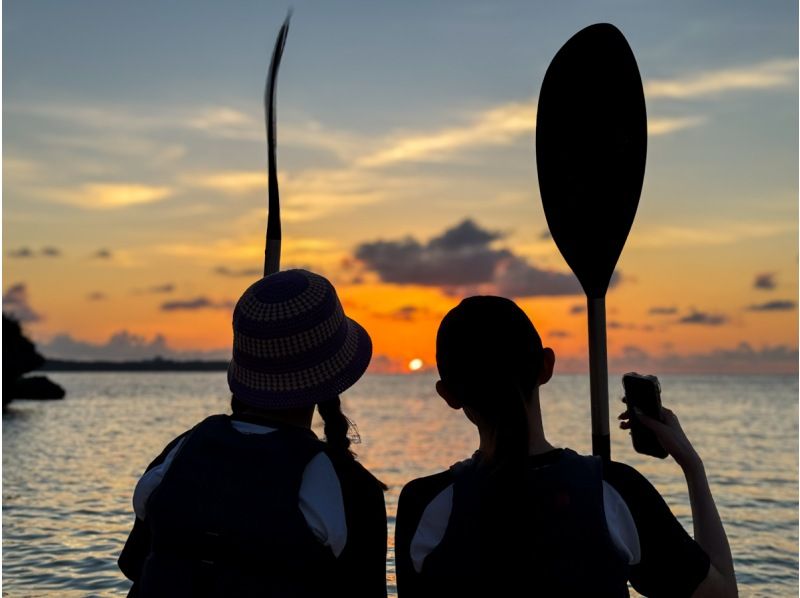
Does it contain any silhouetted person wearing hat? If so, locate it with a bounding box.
[395,296,737,597]
[119,270,387,597]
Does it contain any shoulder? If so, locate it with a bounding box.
[602,460,667,508]
[326,454,386,497]
[603,459,651,484]
[397,469,455,541]
[399,470,455,511]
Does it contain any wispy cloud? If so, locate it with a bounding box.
[645,58,797,100]
[92,248,113,259]
[753,272,777,290]
[747,300,795,312]
[8,247,34,258]
[678,310,728,326]
[148,284,175,294]
[649,306,678,315]
[214,266,263,278]
[43,183,173,209]
[648,116,707,135]
[279,169,384,223]
[629,221,796,249]
[185,171,266,195]
[49,135,187,166]
[160,297,234,311]
[358,100,535,167]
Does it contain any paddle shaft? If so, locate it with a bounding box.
[263,14,291,277]
[587,296,610,460]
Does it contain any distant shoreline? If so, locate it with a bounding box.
[41,358,230,372]
[38,360,796,376]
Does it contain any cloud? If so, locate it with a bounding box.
[8,247,34,258]
[392,306,419,321]
[43,182,173,209]
[355,219,583,297]
[648,116,706,135]
[3,283,43,323]
[214,266,263,278]
[678,310,728,326]
[93,249,113,259]
[187,167,386,223]
[160,297,234,311]
[649,306,678,315]
[606,342,798,375]
[353,59,797,170]
[186,171,266,195]
[359,100,535,167]
[38,330,231,362]
[753,272,777,290]
[747,300,796,312]
[629,221,796,249]
[87,292,106,301]
[187,106,255,134]
[8,246,62,258]
[548,330,571,338]
[148,284,175,294]
[569,304,586,315]
[645,58,797,100]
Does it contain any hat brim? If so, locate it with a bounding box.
[228,316,372,410]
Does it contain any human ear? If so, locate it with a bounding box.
[436,379,463,410]
[538,348,556,386]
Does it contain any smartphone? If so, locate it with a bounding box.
[622,373,668,459]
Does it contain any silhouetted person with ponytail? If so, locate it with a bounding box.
[119,269,387,597]
[396,296,737,597]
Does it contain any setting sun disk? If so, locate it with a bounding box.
[408,358,424,371]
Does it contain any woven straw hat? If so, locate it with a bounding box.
[227,269,372,409]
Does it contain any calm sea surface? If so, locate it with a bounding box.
[3,372,797,596]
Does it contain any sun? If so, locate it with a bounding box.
[408,358,424,372]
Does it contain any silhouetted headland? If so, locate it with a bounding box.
[3,314,66,407]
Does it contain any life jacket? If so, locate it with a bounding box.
[137,415,337,597]
[420,449,630,597]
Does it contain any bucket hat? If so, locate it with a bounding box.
[228,269,372,409]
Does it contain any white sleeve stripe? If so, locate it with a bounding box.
[132,437,186,520]
[299,451,348,557]
[410,484,454,573]
[602,481,641,565]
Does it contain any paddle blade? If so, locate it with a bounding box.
[536,23,647,298]
[264,11,291,276]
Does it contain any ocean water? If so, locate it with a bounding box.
[2,372,797,596]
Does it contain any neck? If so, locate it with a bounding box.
[474,389,555,457]
[525,393,555,455]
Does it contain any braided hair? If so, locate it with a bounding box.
[318,396,388,490]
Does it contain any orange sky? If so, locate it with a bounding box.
[3,3,798,374]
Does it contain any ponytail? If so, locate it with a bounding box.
[317,396,358,459]
[318,397,388,490]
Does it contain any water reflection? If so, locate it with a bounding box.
[2,372,797,596]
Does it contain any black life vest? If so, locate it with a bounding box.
[137,414,337,597]
[420,449,630,597]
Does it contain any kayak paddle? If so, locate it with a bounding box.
[264,12,292,276]
[536,23,647,460]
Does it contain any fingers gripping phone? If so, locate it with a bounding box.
[622,373,668,459]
